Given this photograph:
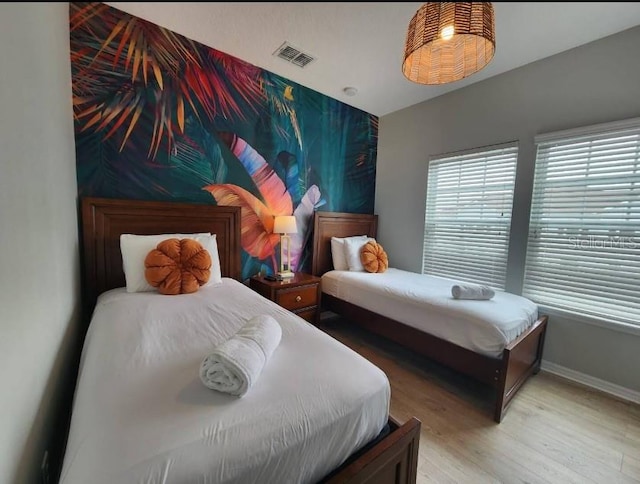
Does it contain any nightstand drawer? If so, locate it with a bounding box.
[276,284,318,311]
[249,273,321,325]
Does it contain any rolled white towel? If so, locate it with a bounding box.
[199,314,282,396]
[451,283,495,300]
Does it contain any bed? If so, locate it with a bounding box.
[312,211,548,423]
[61,197,421,484]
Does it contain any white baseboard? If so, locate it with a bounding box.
[540,360,640,405]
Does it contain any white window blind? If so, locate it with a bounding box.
[422,143,518,289]
[524,118,640,328]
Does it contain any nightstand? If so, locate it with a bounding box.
[250,273,322,324]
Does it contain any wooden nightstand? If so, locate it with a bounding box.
[250,273,321,324]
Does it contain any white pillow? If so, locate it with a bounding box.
[331,235,369,271]
[199,235,222,286]
[120,233,222,293]
[343,236,375,272]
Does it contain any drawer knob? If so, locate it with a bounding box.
[295,295,302,302]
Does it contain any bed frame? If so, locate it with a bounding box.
[80,197,420,484]
[312,211,548,423]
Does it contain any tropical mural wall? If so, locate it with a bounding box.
[70,2,378,279]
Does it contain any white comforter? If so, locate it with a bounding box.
[322,269,539,357]
[60,279,389,484]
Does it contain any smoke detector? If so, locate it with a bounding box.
[343,87,358,97]
[273,42,316,68]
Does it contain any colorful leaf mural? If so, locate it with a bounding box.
[291,185,326,271]
[70,2,377,279]
[203,134,294,272]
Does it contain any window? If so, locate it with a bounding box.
[422,143,518,289]
[524,118,640,328]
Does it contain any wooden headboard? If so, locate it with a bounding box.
[81,197,241,311]
[311,211,378,276]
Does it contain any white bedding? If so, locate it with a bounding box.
[60,279,389,484]
[322,269,538,357]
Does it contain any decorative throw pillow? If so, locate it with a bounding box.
[360,241,388,273]
[121,233,221,292]
[144,239,212,295]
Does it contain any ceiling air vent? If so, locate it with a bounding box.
[273,42,316,68]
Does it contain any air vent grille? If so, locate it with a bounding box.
[291,53,314,67]
[273,42,316,68]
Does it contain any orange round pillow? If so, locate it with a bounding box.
[360,241,388,273]
[144,238,211,295]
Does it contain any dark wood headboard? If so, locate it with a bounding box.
[311,211,378,276]
[81,197,241,311]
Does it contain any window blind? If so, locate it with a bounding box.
[524,118,640,328]
[422,143,518,289]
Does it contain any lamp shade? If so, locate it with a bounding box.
[402,2,495,85]
[273,215,297,234]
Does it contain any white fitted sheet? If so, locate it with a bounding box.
[322,269,539,357]
[60,279,389,484]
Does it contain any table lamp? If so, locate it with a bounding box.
[274,215,297,279]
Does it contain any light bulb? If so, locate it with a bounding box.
[441,25,454,41]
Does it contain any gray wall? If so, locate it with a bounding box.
[0,3,80,483]
[376,26,640,392]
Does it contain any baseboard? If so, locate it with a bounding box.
[540,360,640,405]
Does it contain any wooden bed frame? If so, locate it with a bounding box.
[80,197,420,484]
[312,211,548,423]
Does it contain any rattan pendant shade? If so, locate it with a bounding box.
[402,2,495,85]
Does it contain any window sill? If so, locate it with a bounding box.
[538,305,640,337]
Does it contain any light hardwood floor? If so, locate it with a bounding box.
[318,317,640,484]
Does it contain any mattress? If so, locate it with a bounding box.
[60,279,390,484]
[322,268,539,357]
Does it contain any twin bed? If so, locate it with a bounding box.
[312,211,548,423]
[61,198,420,484]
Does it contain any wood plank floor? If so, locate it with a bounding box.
[318,316,640,484]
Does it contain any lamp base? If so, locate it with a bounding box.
[277,270,295,279]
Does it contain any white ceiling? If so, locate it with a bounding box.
[105,2,640,117]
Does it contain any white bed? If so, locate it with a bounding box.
[322,268,539,357]
[60,278,390,484]
[312,210,548,422]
